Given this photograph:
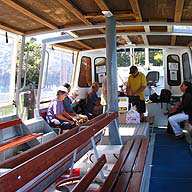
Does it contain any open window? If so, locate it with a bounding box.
[182,52,192,82]
[0,31,17,110]
[78,56,92,87]
[167,55,181,86]
[41,48,74,101]
[94,57,106,87]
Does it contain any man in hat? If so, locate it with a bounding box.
[46,86,77,132]
[126,66,147,121]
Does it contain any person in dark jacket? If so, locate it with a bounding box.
[168,81,192,139]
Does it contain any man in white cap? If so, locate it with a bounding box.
[46,86,77,133]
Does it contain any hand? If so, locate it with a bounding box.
[132,92,138,96]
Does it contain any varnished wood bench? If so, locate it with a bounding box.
[100,137,149,192]
[0,112,117,192]
[0,119,42,153]
[0,113,107,169]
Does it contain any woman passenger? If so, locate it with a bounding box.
[168,81,192,139]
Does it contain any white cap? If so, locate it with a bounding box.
[57,86,68,92]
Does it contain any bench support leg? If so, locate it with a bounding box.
[91,137,105,179]
[69,126,105,179]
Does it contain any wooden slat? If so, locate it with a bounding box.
[113,173,132,192]
[0,134,43,152]
[1,0,57,29]
[133,138,149,172]
[174,0,185,22]
[72,154,106,192]
[127,172,143,192]
[56,0,104,34]
[0,113,107,168]
[129,0,142,22]
[99,139,134,192]
[94,0,110,11]
[0,23,24,35]
[171,0,185,45]
[75,40,93,50]
[56,0,92,25]
[121,138,142,173]
[25,134,102,191]
[0,112,117,192]
[0,119,22,130]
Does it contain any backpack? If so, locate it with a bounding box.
[159,89,171,103]
[126,109,140,124]
[149,93,159,103]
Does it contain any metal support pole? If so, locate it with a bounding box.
[106,16,122,145]
[15,36,25,116]
[36,43,47,111]
[145,48,149,69]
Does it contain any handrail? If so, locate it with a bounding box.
[41,50,49,89]
[0,112,117,192]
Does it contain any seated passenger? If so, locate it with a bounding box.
[87,82,103,117]
[168,81,192,139]
[63,83,88,122]
[69,88,80,113]
[46,86,77,132]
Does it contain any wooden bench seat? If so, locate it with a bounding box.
[100,137,149,192]
[0,133,43,152]
[0,112,117,192]
[58,154,106,192]
[0,119,22,130]
[0,118,43,154]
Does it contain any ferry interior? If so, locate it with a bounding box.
[1,0,192,191]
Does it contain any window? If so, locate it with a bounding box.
[149,49,163,66]
[134,48,145,66]
[117,49,130,67]
[94,57,106,87]
[182,53,192,81]
[78,56,92,87]
[0,33,16,107]
[167,55,181,86]
[41,49,74,100]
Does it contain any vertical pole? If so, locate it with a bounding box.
[15,35,25,116]
[36,43,46,112]
[130,48,134,66]
[145,48,149,69]
[106,16,122,145]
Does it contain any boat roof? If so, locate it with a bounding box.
[1,0,192,51]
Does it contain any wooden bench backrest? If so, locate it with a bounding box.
[0,112,117,192]
[70,154,106,192]
[0,113,107,168]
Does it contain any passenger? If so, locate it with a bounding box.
[63,83,88,122]
[126,66,147,121]
[168,81,192,139]
[87,82,103,117]
[46,86,77,132]
[101,76,107,112]
[70,88,80,113]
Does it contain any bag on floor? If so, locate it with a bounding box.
[126,109,140,124]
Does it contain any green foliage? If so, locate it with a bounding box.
[117,48,163,67]
[117,49,131,67]
[16,38,42,87]
[149,49,163,66]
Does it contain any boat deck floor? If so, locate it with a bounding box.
[149,128,192,192]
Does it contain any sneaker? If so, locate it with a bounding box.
[175,134,185,140]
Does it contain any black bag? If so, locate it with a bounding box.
[149,93,159,103]
[160,89,171,103]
